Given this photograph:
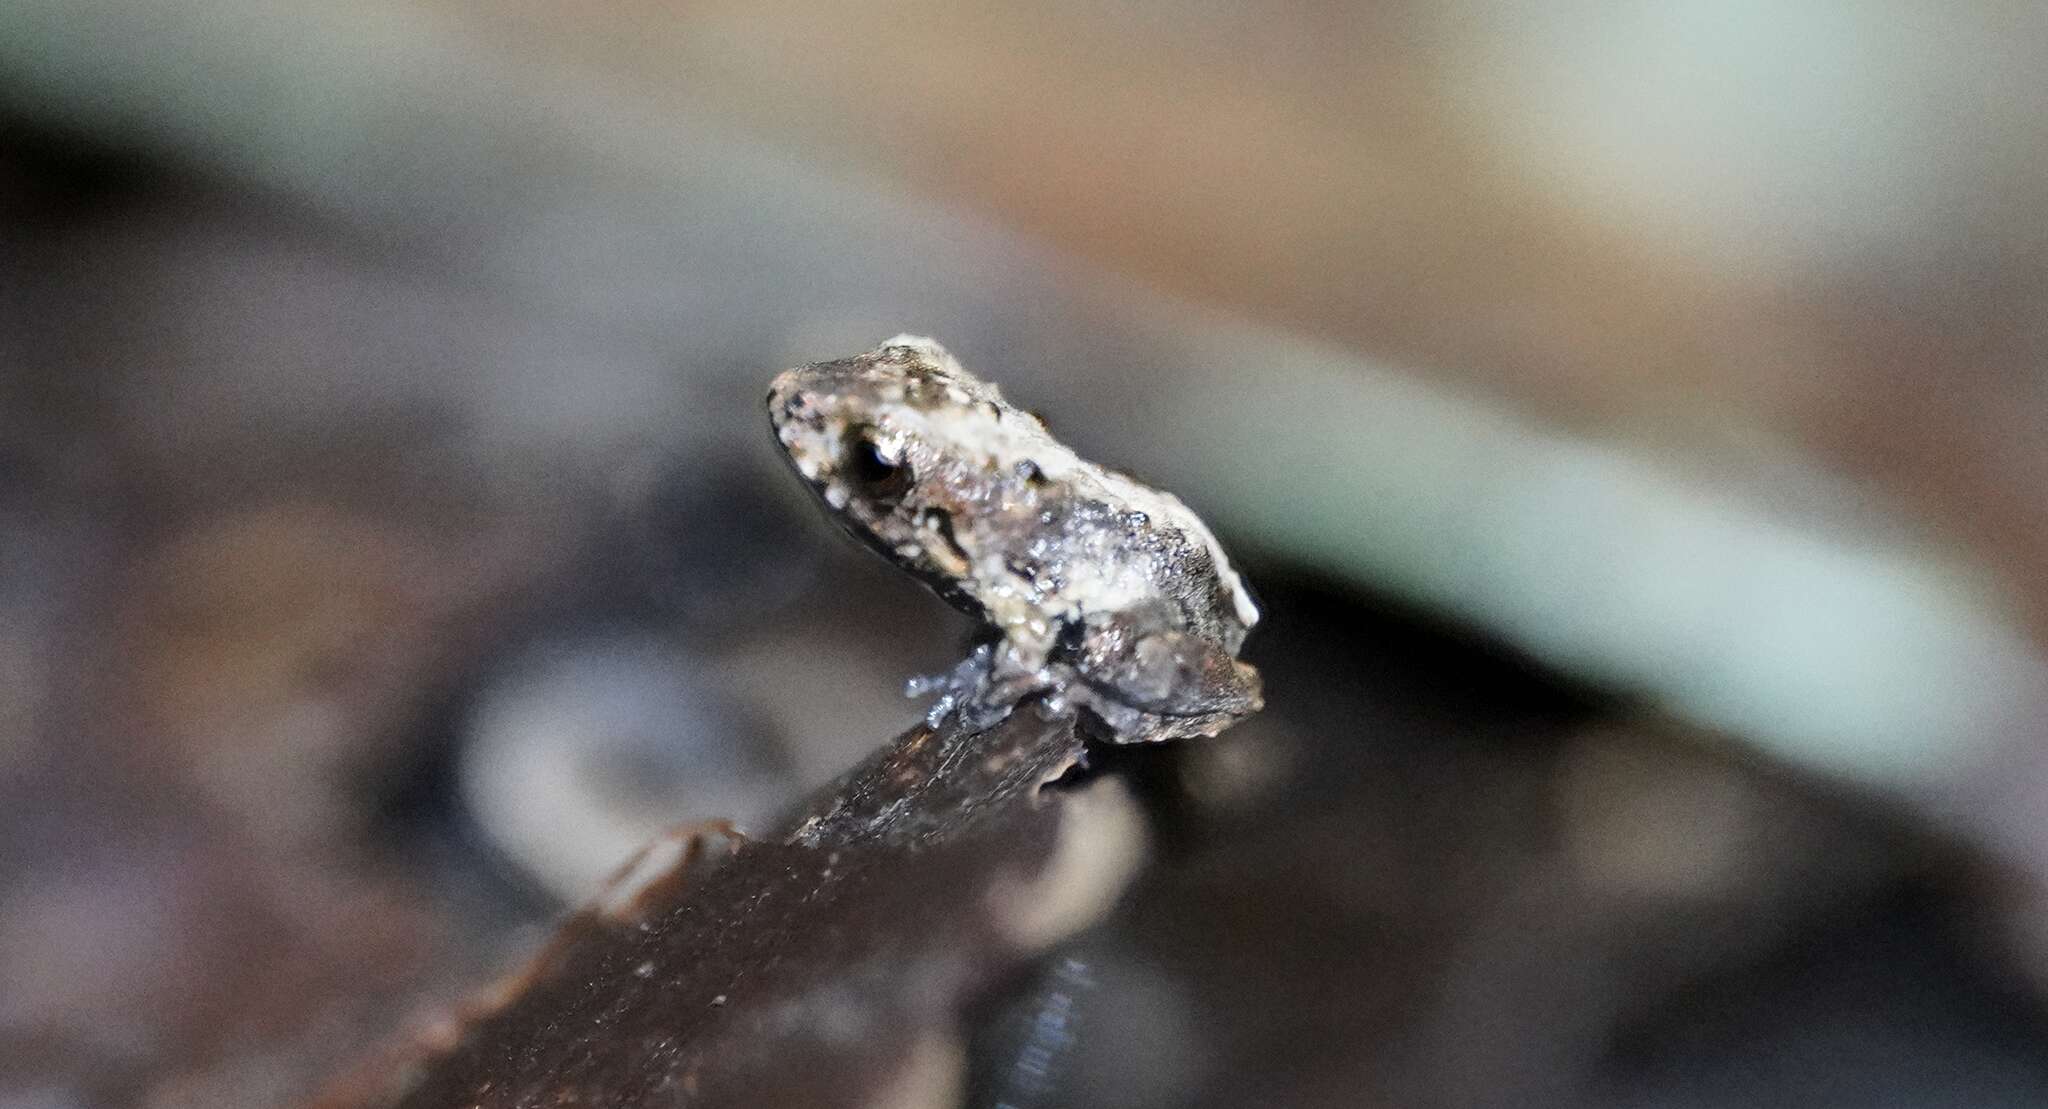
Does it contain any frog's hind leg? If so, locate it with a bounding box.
[1065,612,1264,742]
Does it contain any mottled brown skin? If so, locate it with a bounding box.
[767,337,1261,743]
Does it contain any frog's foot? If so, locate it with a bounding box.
[905,643,1051,732]
[905,644,994,728]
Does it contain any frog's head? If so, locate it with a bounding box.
[767,336,1043,608]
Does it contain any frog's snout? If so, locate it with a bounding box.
[765,369,799,412]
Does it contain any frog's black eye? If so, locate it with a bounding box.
[844,427,913,500]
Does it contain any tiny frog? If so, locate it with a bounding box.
[767,336,1262,743]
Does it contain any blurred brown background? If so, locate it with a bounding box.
[4,2,2048,1106]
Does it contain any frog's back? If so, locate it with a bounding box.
[1145,512,1256,653]
[1025,478,1256,654]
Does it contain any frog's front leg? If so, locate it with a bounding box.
[905,642,998,728]
[905,630,1056,731]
